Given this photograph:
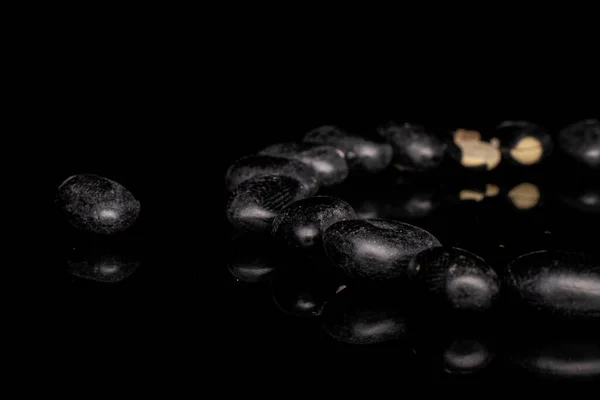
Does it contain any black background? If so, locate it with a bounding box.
[50,41,600,385]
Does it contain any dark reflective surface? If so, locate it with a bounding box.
[58,108,599,384]
[61,166,599,383]
[214,157,600,383]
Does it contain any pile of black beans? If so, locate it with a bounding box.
[223,120,600,349]
[54,120,600,315]
[226,120,599,234]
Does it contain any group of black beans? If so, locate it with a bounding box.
[223,120,600,337]
[55,119,599,327]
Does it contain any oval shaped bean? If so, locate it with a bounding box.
[505,250,600,318]
[303,125,393,174]
[408,247,501,311]
[226,175,310,233]
[225,154,319,195]
[259,142,349,187]
[56,174,141,235]
[323,218,441,280]
[272,196,356,252]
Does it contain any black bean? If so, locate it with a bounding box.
[495,120,553,166]
[557,119,600,169]
[320,285,409,344]
[225,154,319,195]
[303,125,393,173]
[408,247,500,311]
[323,218,441,281]
[226,175,310,233]
[56,174,141,235]
[272,196,356,252]
[259,142,349,187]
[377,122,448,171]
[505,250,600,318]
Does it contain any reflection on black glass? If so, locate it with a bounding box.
[350,185,443,220]
[67,242,141,283]
[320,284,409,345]
[558,185,600,214]
[443,339,495,374]
[511,338,600,381]
[412,313,497,377]
[271,257,338,317]
[456,183,500,203]
[507,182,541,210]
[226,233,282,283]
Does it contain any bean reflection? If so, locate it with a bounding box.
[67,241,141,283]
[349,184,443,220]
[505,250,600,319]
[511,337,600,381]
[557,184,600,214]
[226,233,282,283]
[412,315,497,377]
[507,182,541,210]
[320,284,409,344]
[443,339,494,374]
[271,257,338,317]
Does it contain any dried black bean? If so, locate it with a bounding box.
[323,218,441,280]
[56,174,141,235]
[303,125,393,173]
[226,175,310,233]
[272,196,356,252]
[225,154,319,195]
[259,142,349,187]
[408,247,501,311]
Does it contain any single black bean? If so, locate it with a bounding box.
[408,247,501,311]
[505,250,600,318]
[303,125,393,173]
[495,120,553,166]
[259,142,349,187]
[272,196,356,252]
[323,218,441,280]
[225,154,319,195]
[557,119,600,169]
[56,174,141,235]
[226,175,310,233]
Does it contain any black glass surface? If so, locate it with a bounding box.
[53,76,599,384]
